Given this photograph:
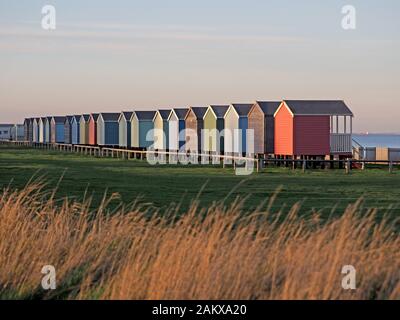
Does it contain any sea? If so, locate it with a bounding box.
[353,134,400,148]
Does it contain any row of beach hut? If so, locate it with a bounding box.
[24,100,354,157]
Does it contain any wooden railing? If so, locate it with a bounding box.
[0,140,261,173]
[330,134,352,154]
[2,140,400,173]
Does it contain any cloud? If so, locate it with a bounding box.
[0,21,308,54]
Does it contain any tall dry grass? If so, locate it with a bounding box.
[0,184,399,300]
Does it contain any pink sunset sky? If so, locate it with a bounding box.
[0,0,399,133]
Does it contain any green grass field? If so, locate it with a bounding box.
[1,146,400,217]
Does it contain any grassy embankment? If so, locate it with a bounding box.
[1,146,400,218]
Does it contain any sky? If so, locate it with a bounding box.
[0,0,399,132]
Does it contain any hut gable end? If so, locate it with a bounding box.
[274,102,294,155]
[248,104,265,154]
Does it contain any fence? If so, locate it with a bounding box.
[0,140,261,172]
[330,133,352,153]
[1,140,399,174]
[353,146,400,162]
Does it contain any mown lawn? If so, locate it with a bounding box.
[1,146,400,218]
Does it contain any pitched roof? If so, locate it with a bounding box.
[209,105,229,118]
[81,114,90,122]
[282,100,353,116]
[52,116,66,123]
[256,101,281,115]
[157,109,171,120]
[231,104,253,116]
[134,111,156,121]
[170,108,189,120]
[91,113,100,121]
[210,105,229,118]
[120,111,133,121]
[189,107,208,120]
[100,113,120,122]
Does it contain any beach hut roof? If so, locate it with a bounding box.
[207,105,229,119]
[119,111,133,121]
[255,101,281,115]
[47,116,52,121]
[228,104,253,117]
[91,113,100,121]
[52,116,65,123]
[169,108,189,121]
[187,107,208,120]
[64,115,73,123]
[81,114,90,122]
[212,105,230,117]
[277,100,353,116]
[72,115,81,123]
[100,113,120,122]
[154,109,171,121]
[133,111,156,121]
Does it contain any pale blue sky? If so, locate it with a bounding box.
[0,0,399,132]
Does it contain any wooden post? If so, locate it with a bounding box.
[302,159,306,173]
[345,159,351,174]
[389,162,393,174]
